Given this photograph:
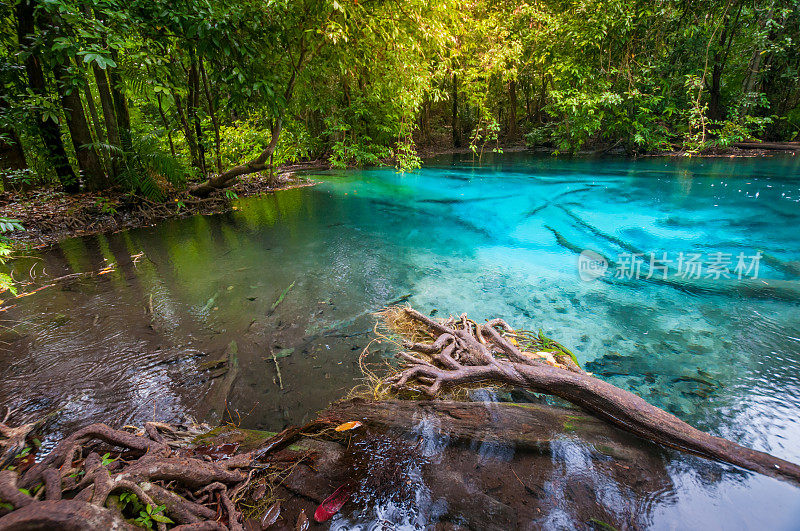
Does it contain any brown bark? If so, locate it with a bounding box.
[188,119,282,197]
[0,414,339,531]
[106,51,132,155]
[0,499,135,531]
[15,0,78,192]
[92,62,121,177]
[53,62,108,190]
[78,60,111,176]
[328,398,652,459]
[156,93,176,156]
[188,52,206,176]
[173,89,199,169]
[387,308,800,486]
[0,125,27,184]
[508,79,518,140]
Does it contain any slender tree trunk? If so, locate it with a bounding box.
[15,0,78,192]
[0,127,27,174]
[708,3,743,122]
[187,51,206,176]
[156,93,175,156]
[92,63,120,178]
[524,79,532,122]
[172,90,198,168]
[77,60,110,176]
[536,70,548,123]
[508,79,518,140]
[106,50,132,155]
[0,119,27,190]
[53,62,108,190]
[451,72,461,148]
[199,57,222,172]
[708,63,724,121]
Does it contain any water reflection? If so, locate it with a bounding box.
[1,153,800,527]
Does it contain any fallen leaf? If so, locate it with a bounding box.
[252,482,266,501]
[334,421,363,432]
[295,509,309,531]
[314,483,353,523]
[260,501,281,529]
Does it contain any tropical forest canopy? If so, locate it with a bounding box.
[1,0,799,196]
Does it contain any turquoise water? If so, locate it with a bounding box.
[3,152,800,528]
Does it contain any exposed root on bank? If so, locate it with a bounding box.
[378,306,800,485]
[0,417,334,530]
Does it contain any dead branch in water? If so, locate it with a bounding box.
[378,306,800,485]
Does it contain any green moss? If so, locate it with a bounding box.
[192,426,308,452]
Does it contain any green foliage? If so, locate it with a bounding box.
[116,492,173,528]
[0,237,16,297]
[1,0,799,203]
[0,218,25,233]
[116,136,188,200]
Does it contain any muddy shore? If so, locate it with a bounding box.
[0,161,328,248]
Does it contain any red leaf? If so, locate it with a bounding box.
[314,483,353,523]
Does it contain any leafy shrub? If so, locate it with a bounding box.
[117,135,188,200]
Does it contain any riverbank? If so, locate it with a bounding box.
[417,139,800,159]
[0,161,328,248]
[2,143,797,248]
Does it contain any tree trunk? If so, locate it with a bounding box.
[187,51,206,176]
[106,51,132,155]
[53,62,108,190]
[156,93,176,156]
[451,72,461,148]
[708,3,743,122]
[189,118,282,197]
[189,47,306,197]
[92,63,120,178]
[508,79,518,140]
[172,90,199,168]
[708,63,724,121]
[199,57,222,172]
[0,128,27,172]
[15,0,78,192]
[536,69,548,123]
[78,60,110,176]
[0,123,27,190]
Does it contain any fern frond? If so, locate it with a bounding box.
[115,135,188,200]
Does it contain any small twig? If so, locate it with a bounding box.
[271,350,284,390]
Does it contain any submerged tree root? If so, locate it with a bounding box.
[0,418,329,530]
[380,306,800,485]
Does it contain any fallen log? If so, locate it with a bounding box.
[380,306,800,485]
[732,141,800,152]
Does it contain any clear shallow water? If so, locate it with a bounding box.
[2,152,800,528]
